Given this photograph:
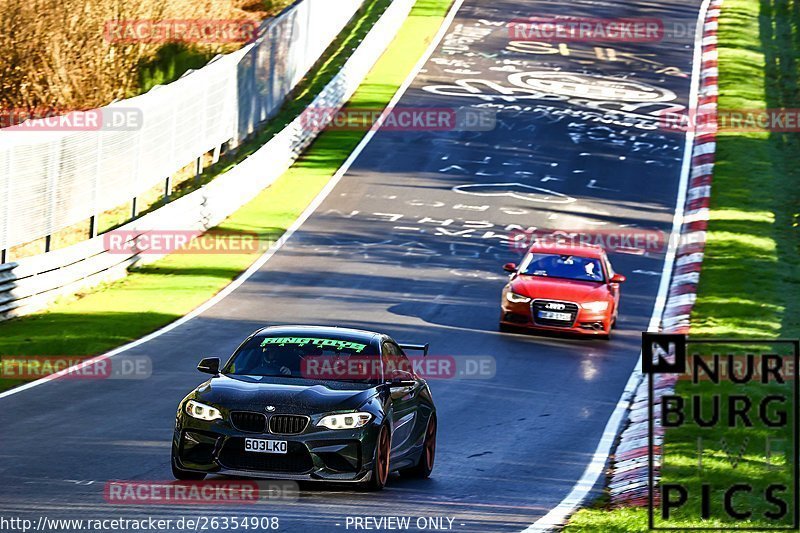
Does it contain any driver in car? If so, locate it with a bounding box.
[244,347,294,376]
[584,261,603,281]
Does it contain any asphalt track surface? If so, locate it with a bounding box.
[0,0,704,531]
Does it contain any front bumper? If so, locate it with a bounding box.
[500,299,612,335]
[173,414,380,482]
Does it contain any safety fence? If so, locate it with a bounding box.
[0,0,365,255]
[0,0,417,320]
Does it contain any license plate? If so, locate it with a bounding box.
[538,310,572,321]
[244,438,287,454]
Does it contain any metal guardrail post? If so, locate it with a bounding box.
[91,132,103,239]
[197,81,208,182]
[1,148,11,257]
[45,140,61,254]
[131,123,143,222]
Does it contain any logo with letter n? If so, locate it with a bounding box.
[642,332,686,374]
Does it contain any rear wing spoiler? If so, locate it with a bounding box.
[399,343,429,357]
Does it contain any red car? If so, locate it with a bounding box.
[499,243,626,338]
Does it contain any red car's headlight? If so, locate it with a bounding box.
[580,301,610,312]
[506,292,532,304]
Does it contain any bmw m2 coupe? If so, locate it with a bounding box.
[172,325,437,490]
[499,243,626,338]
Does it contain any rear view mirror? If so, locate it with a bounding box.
[610,273,627,284]
[503,262,517,273]
[197,357,220,375]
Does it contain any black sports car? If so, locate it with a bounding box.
[171,325,437,490]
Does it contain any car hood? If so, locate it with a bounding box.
[192,375,378,415]
[511,276,610,302]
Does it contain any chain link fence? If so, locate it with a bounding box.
[0,0,417,320]
[0,0,365,255]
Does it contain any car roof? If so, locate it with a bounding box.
[527,242,605,258]
[253,325,382,343]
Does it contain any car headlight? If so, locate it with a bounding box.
[317,412,372,430]
[185,400,222,421]
[506,291,532,304]
[581,301,610,312]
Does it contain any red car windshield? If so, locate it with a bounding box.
[520,253,605,283]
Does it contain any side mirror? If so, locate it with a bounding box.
[389,378,417,388]
[388,371,416,388]
[503,262,518,273]
[610,273,626,284]
[197,357,220,375]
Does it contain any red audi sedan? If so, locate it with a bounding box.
[499,243,625,338]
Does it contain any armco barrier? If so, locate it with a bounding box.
[0,0,365,254]
[0,0,417,321]
[608,0,722,508]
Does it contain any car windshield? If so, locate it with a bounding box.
[520,253,605,283]
[223,335,381,383]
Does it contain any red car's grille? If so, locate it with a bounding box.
[532,300,579,327]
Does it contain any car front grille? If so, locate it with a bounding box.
[218,439,313,473]
[532,300,579,327]
[230,411,267,433]
[269,415,309,435]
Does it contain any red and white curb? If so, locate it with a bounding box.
[608,0,722,508]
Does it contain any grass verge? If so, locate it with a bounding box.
[0,0,455,392]
[566,0,800,530]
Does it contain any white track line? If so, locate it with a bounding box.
[0,0,466,401]
[520,0,712,530]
